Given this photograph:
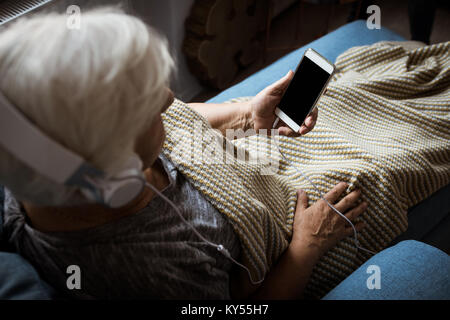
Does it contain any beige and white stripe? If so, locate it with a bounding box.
[161,41,450,298]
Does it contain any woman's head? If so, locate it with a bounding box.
[0,7,174,206]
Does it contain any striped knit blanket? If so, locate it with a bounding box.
[161,41,450,298]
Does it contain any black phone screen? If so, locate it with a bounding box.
[278,55,330,124]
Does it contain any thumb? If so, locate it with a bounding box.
[267,70,294,96]
[296,189,308,212]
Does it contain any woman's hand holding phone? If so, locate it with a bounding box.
[249,70,318,137]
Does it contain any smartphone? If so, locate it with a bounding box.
[275,48,335,133]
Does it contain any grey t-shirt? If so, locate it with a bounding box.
[2,154,241,299]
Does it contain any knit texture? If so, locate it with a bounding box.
[161,41,450,298]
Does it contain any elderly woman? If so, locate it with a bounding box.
[0,9,366,299]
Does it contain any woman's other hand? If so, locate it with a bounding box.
[249,71,318,137]
[248,183,367,299]
[291,182,367,258]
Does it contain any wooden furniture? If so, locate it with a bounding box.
[183,0,362,89]
[183,0,268,89]
[263,0,362,62]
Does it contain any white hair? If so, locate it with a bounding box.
[0,7,174,206]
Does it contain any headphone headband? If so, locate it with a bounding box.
[0,91,104,185]
[0,90,144,208]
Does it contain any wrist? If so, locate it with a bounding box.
[288,238,324,263]
[239,100,253,131]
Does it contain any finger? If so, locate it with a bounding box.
[296,189,309,212]
[299,124,314,135]
[334,189,362,212]
[305,116,314,127]
[300,111,318,135]
[275,119,287,129]
[323,182,348,204]
[305,108,318,125]
[276,120,300,137]
[307,107,318,119]
[306,108,318,124]
[344,221,366,237]
[344,201,368,221]
[355,221,366,232]
[267,70,294,96]
[278,126,301,137]
[276,118,306,137]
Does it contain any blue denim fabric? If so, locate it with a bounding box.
[0,186,55,299]
[323,240,450,300]
[207,20,405,103]
[0,252,55,300]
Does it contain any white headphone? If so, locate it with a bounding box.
[0,90,145,208]
[0,89,269,285]
[0,89,268,285]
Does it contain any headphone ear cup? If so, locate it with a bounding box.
[102,175,144,208]
[84,155,146,208]
[104,155,145,208]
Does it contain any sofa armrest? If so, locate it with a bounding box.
[322,240,450,300]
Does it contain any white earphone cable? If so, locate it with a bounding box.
[106,174,264,284]
[143,181,265,285]
[110,113,377,287]
[272,118,376,255]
